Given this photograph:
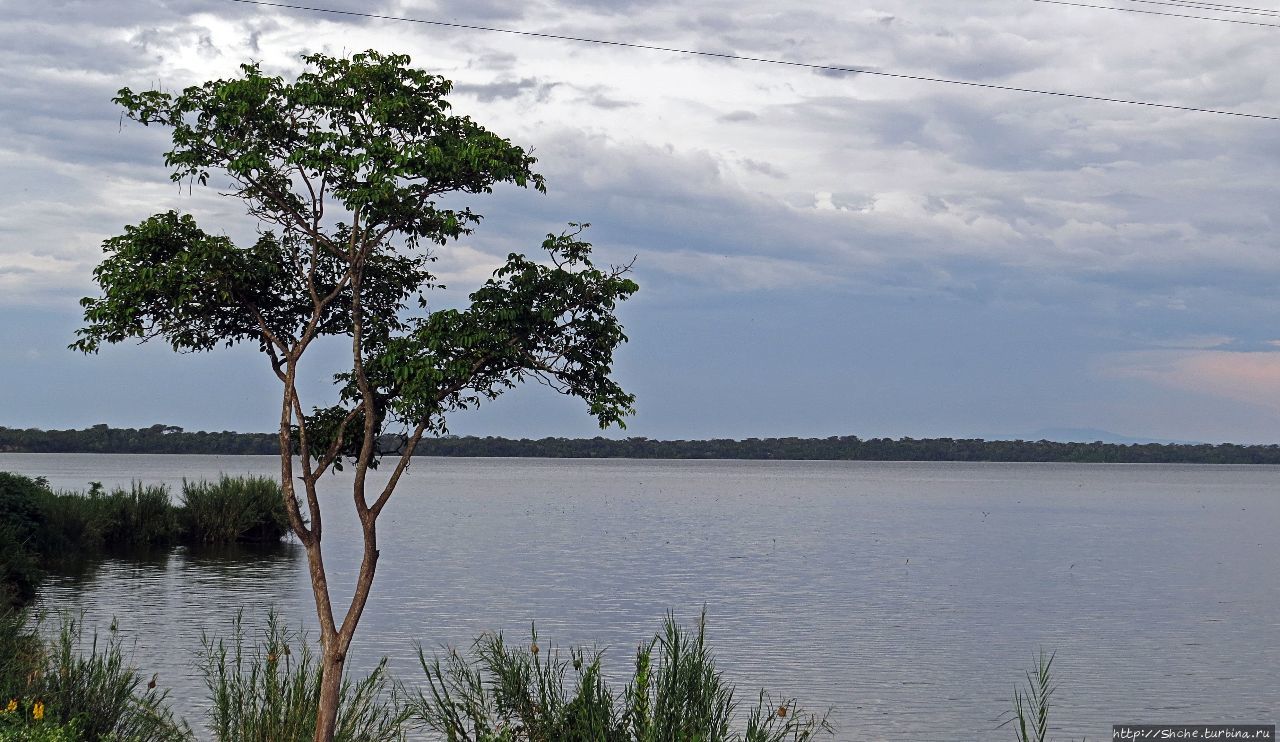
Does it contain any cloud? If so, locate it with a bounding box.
[812,65,863,79]
[1100,350,1280,414]
[4,0,1280,440]
[575,89,637,110]
[738,158,786,179]
[453,77,560,102]
[642,250,843,291]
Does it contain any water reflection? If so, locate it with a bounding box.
[179,541,303,575]
[7,455,1280,740]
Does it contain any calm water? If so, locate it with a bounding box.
[3,453,1278,740]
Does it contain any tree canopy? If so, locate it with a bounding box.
[73,50,637,741]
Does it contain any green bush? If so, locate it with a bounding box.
[180,476,291,544]
[0,474,53,605]
[0,609,189,742]
[0,711,83,742]
[32,487,104,557]
[95,483,180,549]
[409,612,834,742]
[3,478,180,564]
[0,475,46,540]
[0,527,40,607]
[198,612,407,742]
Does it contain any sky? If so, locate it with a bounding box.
[2,0,1280,443]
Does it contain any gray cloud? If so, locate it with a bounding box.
[4,0,1280,441]
[453,77,560,102]
[573,86,636,110]
[466,51,518,71]
[739,158,786,179]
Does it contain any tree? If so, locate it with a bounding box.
[72,51,638,741]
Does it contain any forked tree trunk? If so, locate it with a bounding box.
[312,557,375,742]
[308,505,381,742]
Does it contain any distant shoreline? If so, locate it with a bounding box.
[3,424,1279,464]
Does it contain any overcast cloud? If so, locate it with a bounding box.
[2,0,1278,442]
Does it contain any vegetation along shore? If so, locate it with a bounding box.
[3,424,1280,464]
[0,472,289,606]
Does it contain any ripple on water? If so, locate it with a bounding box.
[8,455,1279,740]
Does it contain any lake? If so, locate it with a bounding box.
[3,453,1277,740]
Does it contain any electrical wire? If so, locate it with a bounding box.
[1030,0,1280,27]
[1122,0,1280,17]
[226,0,1280,121]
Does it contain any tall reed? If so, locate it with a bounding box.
[0,607,42,703]
[96,482,180,549]
[197,611,407,742]
[999,649,1085,742]
[409,611,834,742]
[179,476,290,544]
[0,608,190,741]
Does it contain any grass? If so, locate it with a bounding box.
[408,611,835,742]
[92,482,181,550]
[179,476,291,544]
[2,601,1087,741]
[198,611,407,742]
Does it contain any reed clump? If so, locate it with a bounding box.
[0,472,293,606]
[88,481,181,549]
[0,608,190,741]
[198,611,407,742]
[179,476,290,544]
[409,611,834,742]
[0,607,843,742]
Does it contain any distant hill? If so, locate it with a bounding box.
[3,425,1279,464]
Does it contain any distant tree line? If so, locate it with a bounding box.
[0,424,278,455]
[4,425,1280,463]
[414,434,1280,463]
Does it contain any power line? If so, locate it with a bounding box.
[226,0,1280,121]
[1030,0,1280,27]
[1123,0,1280,17]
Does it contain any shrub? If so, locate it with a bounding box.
[408,612,834,742]
[0,475,46,541]
[0,475,51,604]
[198,612,407,742]
[95,483,180,549]
[32,489,103,557]
[0,609,189,742]
[5,478,181,561]
[180,476,291,544]
[0,527,40,607]
[0,697,83,742]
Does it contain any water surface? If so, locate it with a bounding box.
[4,453,1277,739]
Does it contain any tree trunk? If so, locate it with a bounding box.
[314,644,346,742]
